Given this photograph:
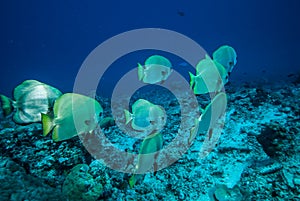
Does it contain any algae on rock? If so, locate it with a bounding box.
[62,164,103,201]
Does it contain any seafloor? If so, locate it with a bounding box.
[0,76,299,201]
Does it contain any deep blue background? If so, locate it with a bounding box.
[1,0,299,97]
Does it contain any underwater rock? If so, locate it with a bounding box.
[0,157,64,201]
[281,169,295,188]
[100,117,115,129]
[208,184,244,201]
[259,162,282,175]
[62,164,103,201]
[250,87,270,107]
[256,123,294,159]
[280,164,300,190]
[223,162,248,189]
[0,121,88,187]
[0,77,299,200]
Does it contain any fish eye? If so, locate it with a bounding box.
[161,71,167,76]
[99,112,103,117]
[229,61,234,66]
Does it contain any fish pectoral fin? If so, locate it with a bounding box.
[129,174,137,188]
[124,109,133,124]
[52,127,60,142]
[41,113,55,136]
[137,63,145,81]
[129,173,144,188]
[189,72,196,89]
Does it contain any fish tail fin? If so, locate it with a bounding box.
[188,118,199,145]
[124,109,132,124]
[129,173,144,188]
[129,174,137,188]
[189,72,195,89]
[41,113,54,136]
[0,95,13,116]
[52,127,60,142]
[137,63,144,81]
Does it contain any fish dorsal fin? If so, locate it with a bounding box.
[145,55,172,69]
[189,72,196,89]
[205,54,211,60]
[53,93,72,116]
[132,99,152,112]
[124,109,133,124]
[13,80,42,101]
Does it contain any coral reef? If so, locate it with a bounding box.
[62,164,103,201]
[0,79,299,200]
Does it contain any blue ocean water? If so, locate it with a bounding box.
[0,1,300,200]
[0,0,299,97]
